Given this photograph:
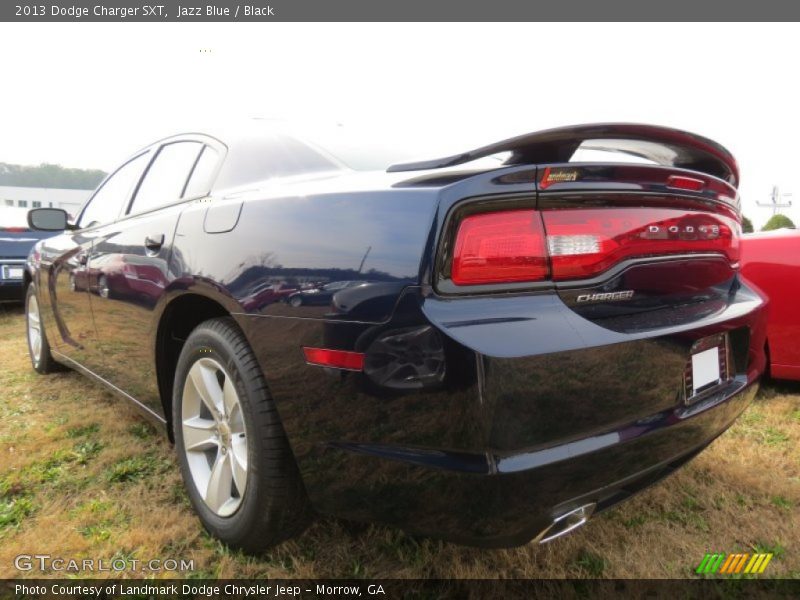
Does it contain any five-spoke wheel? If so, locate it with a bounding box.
[173,317,311,552]
[26,290,42,368]
[182,357,249,517]
[25,283,58,374]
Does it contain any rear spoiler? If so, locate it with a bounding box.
[387,123,739,187]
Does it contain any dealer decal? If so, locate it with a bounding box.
[696,552,774,575]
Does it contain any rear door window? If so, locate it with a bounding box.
[128,141,203,215]
[183,145,221,198]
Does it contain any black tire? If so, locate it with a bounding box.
[25,283,60,374]
[172,317,311,552]
[289,295,303,308]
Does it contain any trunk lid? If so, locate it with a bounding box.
[417,124,742,334]
[537,163,740,332]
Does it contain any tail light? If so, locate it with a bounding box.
[543,208,739,281]
[451,210,548,285]
[450,208,739,286]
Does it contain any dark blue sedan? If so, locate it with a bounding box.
[0,207,52,302]
[22,122,767,552]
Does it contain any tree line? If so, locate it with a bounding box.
[0,162,106,190]
[742,214,796,233]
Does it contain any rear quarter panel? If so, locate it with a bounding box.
[170,183,439,318]
[166,181,442,483]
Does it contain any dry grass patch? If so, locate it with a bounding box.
[0,302,798,579]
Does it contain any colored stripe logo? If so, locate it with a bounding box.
[696,552,773,574]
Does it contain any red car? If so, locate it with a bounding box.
[240,281,298,311]
[740,228,800,380]
[71,252,166,306]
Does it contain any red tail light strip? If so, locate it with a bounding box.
[303,347,365,371]
[450,208,739,286]
[542,208,738,281]
[667,175,706,192]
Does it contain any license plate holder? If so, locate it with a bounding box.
[685,333,731,404]
[2,265,24,280]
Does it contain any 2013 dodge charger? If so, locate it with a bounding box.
[23,123,767,552]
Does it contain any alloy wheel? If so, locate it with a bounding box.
[27,292,42,367]
[181,357,248,517]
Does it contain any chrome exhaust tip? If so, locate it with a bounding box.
[534,502,596,544]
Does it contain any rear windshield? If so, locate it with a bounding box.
[300,126,507,171]
[212,132,343,189]
[299,129,425,171]
[213,122,520,189]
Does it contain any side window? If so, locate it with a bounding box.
[79,152,150,229]
[183,145,221,198]
[128,141,203,215]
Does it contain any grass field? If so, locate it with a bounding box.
[1,302,798,579]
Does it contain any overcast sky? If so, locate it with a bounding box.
[1,22,797,228]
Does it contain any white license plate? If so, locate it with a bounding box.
[691,346,721,395]
[3,266,23,280]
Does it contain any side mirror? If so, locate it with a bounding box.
[28,208,69,231]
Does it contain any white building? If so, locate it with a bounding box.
[0,185,91,220]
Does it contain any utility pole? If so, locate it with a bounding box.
[756,185,792,216]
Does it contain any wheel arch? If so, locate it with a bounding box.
[155,290,238,440]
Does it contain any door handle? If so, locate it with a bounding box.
[144,234,165,252]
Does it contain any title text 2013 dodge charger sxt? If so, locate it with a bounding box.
[24,123,767,552]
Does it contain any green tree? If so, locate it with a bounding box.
[761,214,796,231]
[0,162,106,190]
[742,215,754,233]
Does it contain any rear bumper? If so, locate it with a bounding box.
[770,363,800,381]
[317,379,757,547]
[0,279,24,302]
[239,277,767,546]
[0,259,26,301]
